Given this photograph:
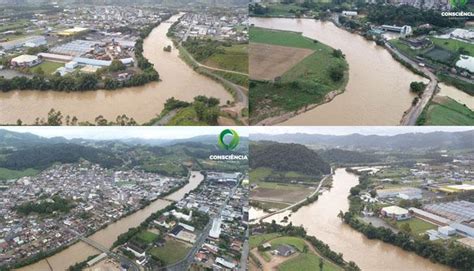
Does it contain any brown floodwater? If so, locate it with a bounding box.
[264,168,451,271]
[17,171,204,271]
[251,17,424,125]
[438,83,474,110]
[0,14,232,125]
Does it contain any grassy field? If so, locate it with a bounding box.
[135,230,158,244]
[430,38,474,56]
[204,44,248,73]
[30,61,64,75]
[252,200,290,210]
[278,253,341,271]
[249,27,348,123]
[396,218,437,235]
[270,236,307,252]
[149,239,191,265]
[418,96,474,125]
[250,233,282,249]
[0,168,39,180]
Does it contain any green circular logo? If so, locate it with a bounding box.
[218,129,240,150]
[451,0,468,9]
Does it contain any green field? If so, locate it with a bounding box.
[250,233,281,248]
[430,38,474,56]
[30,61,64,75]
[396,218,437,235]
[204,44,248,73]
[135,230,158,244]
[270,236,307,252]
[250,27,348,123]
[264,3,307,17]
[149,240,191,265]
[0,168,39,180]
[278,253,341,271]
[418,96,474,125]
[250,167,309,190]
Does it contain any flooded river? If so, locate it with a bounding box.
[18,171,204,271]
[0,14,232,125]
[263,168,450,271]
[438,83,474,111]
[251,17,424,125]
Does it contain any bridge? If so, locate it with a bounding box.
[66,229,140,271]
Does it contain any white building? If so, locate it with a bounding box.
[11,55,41,67]
[438,226,456,236]
[342,11,358,16]
[209,217,222,239]
[381,206,411,221]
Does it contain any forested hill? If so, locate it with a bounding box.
[318,149,380,164]
[250,141,331,176]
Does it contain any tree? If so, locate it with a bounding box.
[319,257,324,271]
[329,65,345,82]
[332,49,344,58]
[47,109,63,126]
[109,59,126,72]
[410,81,425,94]
[16,119,22,126]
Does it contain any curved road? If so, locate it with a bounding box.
[385,42,439,125]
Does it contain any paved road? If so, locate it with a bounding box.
[251,172,332,223]
[169,183,241,271]
[385,42,439,125]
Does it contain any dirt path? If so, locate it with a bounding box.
[250,248,299,271]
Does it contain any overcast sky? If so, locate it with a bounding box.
[2,127,249,140]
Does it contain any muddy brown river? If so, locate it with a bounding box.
[0,14,232,125]
[262,168,451,271]
[251,17,426,125]
[17,171,204,271]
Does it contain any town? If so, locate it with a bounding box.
[0,162,187,269]
[109,171,249,271]
[0,6,172,91]
[354,157,474,249]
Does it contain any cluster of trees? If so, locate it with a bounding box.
[193,95,220,125]
[259,222,361,271]
[182,38,227,62]
[291,193,319,212]
[16,196,75,215]
[0,73,98,92]
[329,64,345,82]
[342,212,474,270]
[250,142,331,176]
[366,4,464,28]
[164,97,191,112]
[26,108,138,126]
[249,3,269,15]
[319,149,379,165]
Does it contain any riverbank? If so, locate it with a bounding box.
[251,17,419,125]
[249,27,349,125]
